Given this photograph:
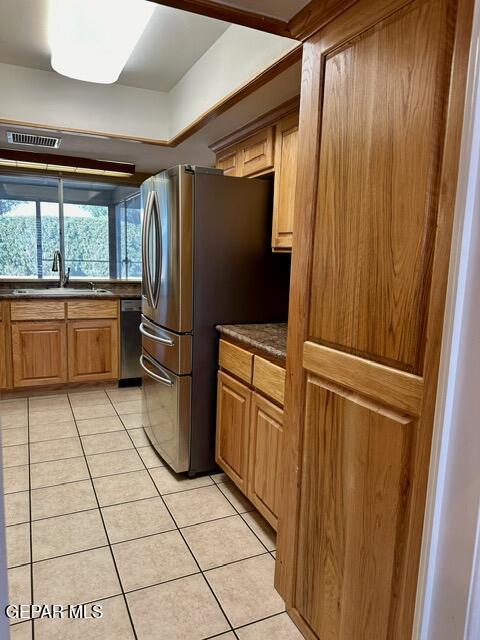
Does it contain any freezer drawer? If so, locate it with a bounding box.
[140,315,192,375]
[140,350,191,473]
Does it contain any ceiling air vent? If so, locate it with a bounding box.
[7,131,61,149]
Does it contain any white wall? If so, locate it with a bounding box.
[0,63,170,140]
[415,0,480,635]
[167,25,297,136]
[0,27,297,142]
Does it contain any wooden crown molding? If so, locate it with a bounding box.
[209,95,300,153]
[149,0,363,42]
[148,0,292,37]
[287,0,360,41]
[0,45,302,150]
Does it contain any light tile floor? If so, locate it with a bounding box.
[0,387,303,639]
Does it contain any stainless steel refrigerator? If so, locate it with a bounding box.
[140,165,290,475]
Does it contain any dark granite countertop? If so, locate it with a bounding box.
[0,289,141,300]
[217,323,287,364]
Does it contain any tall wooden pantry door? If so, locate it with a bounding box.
[276,0,473,639]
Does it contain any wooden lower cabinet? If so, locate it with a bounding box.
[67,319,119,383]
[216,362,284,530]
[11,321,67,387]
[248,393,284,529]
[0,321,7,390]
[216,371,251,493]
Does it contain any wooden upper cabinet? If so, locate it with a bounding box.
[248,392,284,529]
[213,105,299,252]
[216,371,251,493]
[216,148,239,177]
[11,321,67,387]
[238,126,275,177]
[272,113,299,251]
[68,319,119,382]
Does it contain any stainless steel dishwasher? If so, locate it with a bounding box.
[120,299,142,383]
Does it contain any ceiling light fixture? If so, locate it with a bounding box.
[48,0,155,84]
[0,149,135,178]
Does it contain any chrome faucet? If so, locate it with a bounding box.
[52,250,70,288]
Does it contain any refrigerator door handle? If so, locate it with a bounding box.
[142,191,155,308]
[139,322,174,347]
[140,354,174,386]
[151,191,162,309]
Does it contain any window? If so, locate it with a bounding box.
[0,174,140,280]
[116,193,142,279]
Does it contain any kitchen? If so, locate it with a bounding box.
[0,0,478,639]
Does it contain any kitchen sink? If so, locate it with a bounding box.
[12,288,113,296]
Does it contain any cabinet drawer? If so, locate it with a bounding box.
[10,300,65,321]
[67,300,118,319]
[219,339,253,384]
[253,356,285,405]
[239,127,274,177]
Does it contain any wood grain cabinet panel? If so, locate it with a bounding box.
[253,356,286,406]
[219,339,253,384]
[11,322,67,387]
[238,127,274,177]
[272,113,299,251]
[295,377,413,640]
[308,0,449,373]
[216,371,251,493]
[0,322,6,390]
[68,319,119,382]
[67,300,118,320]
[248,393,284,530]
[276,0,471,637]
[11,300,65,321]
[216,148,239,176]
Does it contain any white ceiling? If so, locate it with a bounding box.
[0,0,230,91]
[210,0,311,21]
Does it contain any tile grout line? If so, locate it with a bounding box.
[212,485,275,556]
[26,500,250,530]
[110,395,282,638]
[115,404,241,640]
[27,396,35,640]
[65,393,139,640]
[5,389,280,638]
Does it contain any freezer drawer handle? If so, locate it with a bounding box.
[140,354,174,386]
[139,323,174,347]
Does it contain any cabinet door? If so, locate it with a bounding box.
[216,148,239,176]
[238,127,274,177]
[11,321,67,388]
[276,0,470,637]
[0,322,6,390]
[68,319,119,383]
[216,371,251,493]
[272,113,299,251]
[248,393,283,530]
